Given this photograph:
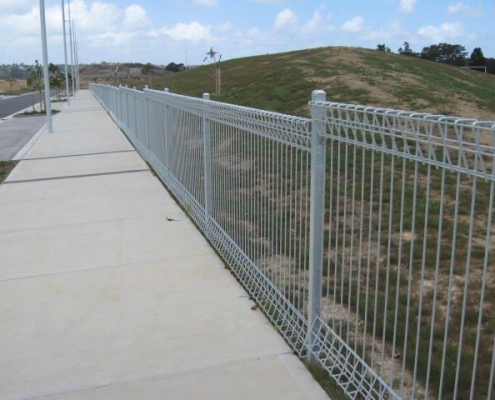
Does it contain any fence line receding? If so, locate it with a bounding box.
[90,83,495,400]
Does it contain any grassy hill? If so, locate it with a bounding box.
[147,46,495,121]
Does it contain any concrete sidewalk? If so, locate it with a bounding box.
[0,90,329,400]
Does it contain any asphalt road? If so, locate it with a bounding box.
[0,116,46,160]
[0,92,45,119]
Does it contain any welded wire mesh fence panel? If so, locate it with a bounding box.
[207,101,312,314]
[145,94,169,168]
[90,83,495,400]
[167,98,205,208]
[202,100,314,354]
[312,101,495,400]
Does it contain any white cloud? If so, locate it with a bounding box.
[342,16,364,33]
[192,0,218,6]
[87,31,138,47]
[150,21,213,43]
[448,2,482,17]
[417,21,465,42]
[0,7,38,36]
[124,5,150,29]
[0,0,489,66]
[216,22,234,32]
[362,20,408,43]
[399,0,417,13]
[301,10,333,35]
[70,0,120,32]
[274,8,299,31]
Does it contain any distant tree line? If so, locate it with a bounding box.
[0,63,30,79]
[376,41,495,75]
[165,62,186,72]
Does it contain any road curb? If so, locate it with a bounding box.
[12,122,47,161]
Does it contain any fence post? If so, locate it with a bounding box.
[143,86,150,151]
[163,89,171,171]
[307,90,327,362]
[203,93,213,237]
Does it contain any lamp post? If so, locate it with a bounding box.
[73,22,80,90]
[68,0,75,94]
[39,0,53,133]
[61,0,70,105]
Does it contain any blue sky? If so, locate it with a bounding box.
[1,0,494,65]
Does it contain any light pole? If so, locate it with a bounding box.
[61,0,70,105]
[39,0,53,133]
[73,22,80,90]
[68,0,75,95]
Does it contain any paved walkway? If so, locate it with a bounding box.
[0,91,329,400]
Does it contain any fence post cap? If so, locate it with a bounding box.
[164,88,169,92]
[312,90,326,102]
[203,93,210,100]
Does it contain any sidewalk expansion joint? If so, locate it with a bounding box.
[21,149,136,161]
[2,169,150,185]
[63,106,105,113]
[19,353,296,400]
[0,211,168,235]
[0,253,212,283]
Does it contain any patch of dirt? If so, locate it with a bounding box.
[320,297,435,400]
[297,49,495,122]
[0,161,17,183]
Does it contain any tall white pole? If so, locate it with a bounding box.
[73,22,80,90]
[68,0,75,94]
[61,0,70,105]
[39,0,53,133]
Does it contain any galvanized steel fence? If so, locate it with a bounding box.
[90,83,495,400]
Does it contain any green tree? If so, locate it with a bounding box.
[398,41,416,56]
[48,62,59,75]
[485,58,495,75]
[376,44,391,52]
[48,63,65,100]
[26,60,44,112]
[141,62,153,87]
[165,62,185,72]
[5,76,17,93]
[469,47,486,68]
[420,43,467,66]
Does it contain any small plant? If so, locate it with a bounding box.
[183,203,192,217]
[0,161,17,182]
[26,60,44,112]
[16,109,60,117]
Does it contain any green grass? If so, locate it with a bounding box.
[120,46,495,120]
[305,362,349,399]
[15,109,61,117]
[0,160,16,182]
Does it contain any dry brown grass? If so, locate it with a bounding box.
[0,79,28,95]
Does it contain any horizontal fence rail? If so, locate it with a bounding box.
[90,83,495,400]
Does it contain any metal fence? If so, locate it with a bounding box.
[90,83,495,400]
